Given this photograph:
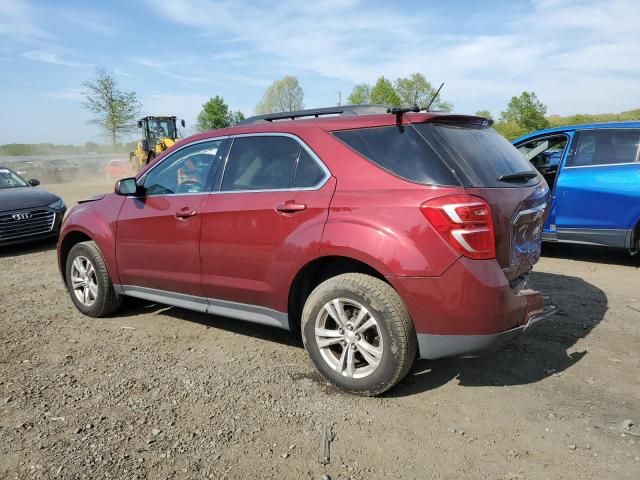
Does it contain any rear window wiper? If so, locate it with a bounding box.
[497,171,538,182]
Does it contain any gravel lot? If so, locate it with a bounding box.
[1,179,639,479]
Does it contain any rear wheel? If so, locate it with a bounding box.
[65,241,122,317]
[301,273,416,396]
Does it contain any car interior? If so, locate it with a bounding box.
[517,135,567,191]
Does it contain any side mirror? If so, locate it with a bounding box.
[115,177,141,196]
[181,119,186,128]
[29,178,40,186]
[137,120,143,128]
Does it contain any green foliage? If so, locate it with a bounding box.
[475,110,493,119]
[346,73,452,111]
[395,73,452,111]
[370,77,401,106]
[255,75,304,114]
[82,68,142,147]
[547,108,640,127]
[196,96,245,132]
[493,121,527,141]
[347,83,372,104]
[498,91,549,133]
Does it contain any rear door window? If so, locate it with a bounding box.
[333,125,460,186]
[567,130,640,167]
[292,149,326,188]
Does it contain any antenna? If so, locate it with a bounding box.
[425,82,444,112]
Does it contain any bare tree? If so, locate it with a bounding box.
[255,76,304,114]
[82,68,141,148]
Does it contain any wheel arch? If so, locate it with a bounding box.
[287,255,389,335]
[58,230,94,286]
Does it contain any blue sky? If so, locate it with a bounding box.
[1,0,639,144]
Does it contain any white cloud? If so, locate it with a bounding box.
[146,0,640,115]
[0,0,50,42]
[23,50,93,67]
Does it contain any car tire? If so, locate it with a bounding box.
[301,273,417,396]
[65,241,123,317]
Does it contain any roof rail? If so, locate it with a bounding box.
[240,104,389,125]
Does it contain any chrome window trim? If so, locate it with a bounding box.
[215,132,331,194]
[563,162,639,169]
[132,132,332,197]
[566,128,640,168]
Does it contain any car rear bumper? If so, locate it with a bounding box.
[416,304,556,359]
[388,257,553,360]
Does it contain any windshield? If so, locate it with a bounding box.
[0,168,28,189]
[147,118,176,139]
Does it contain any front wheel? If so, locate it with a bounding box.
[65,241,123,317]
[301,273,417,396]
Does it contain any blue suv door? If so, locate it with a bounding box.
[554,128,640,248]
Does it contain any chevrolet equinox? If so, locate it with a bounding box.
[58,106,552,395]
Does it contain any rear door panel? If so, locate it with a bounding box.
[199,178,336,312]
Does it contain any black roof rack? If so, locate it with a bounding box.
[240,104,389,125]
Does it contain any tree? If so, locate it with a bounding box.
[196,96,245,131]
[499,91,549,133]
[475,110,493,119]
[394,73,452,111]
[370,76,401,106]
[255,75,304,114]
[82,68,141,148]
[347,83,372,104]
[347,73,452,110]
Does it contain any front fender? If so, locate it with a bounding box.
[58,195,124,285]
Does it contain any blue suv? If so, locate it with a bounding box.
[514,122,640,253]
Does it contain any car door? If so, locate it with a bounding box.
[116,139,226,300]
[515,133,572,238]
[554,128,640,247]
[199,134,335,324]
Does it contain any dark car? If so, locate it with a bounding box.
[57,106,553,395]
[514,122,640,252]
[0,166,66,246]
[41,158,81,183]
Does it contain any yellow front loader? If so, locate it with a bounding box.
[130,116,185,172]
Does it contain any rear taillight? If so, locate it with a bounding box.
[421,194,496,260]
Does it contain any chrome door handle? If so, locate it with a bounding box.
[275,202,307,213]
[175,210,197,219]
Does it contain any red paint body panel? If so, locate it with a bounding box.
[390,257,543,335]
[200,178,336,311]
[57,192,125,285]
[116,195,208,296]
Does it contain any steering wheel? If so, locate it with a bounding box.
[176,180,204,194]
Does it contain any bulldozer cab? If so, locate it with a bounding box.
[130,116,186,172]
[139,116,180,144]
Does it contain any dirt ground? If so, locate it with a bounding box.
[1,179,639,480]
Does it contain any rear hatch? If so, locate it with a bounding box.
[414,118,549,282]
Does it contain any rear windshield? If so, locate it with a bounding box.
[333,125,460,186]
[416,122,541,187]
[334,122,541,188]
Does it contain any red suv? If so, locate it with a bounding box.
[58,106,552,395]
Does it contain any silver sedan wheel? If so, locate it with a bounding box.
[314,298,384,379]
[70,255,99,307]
